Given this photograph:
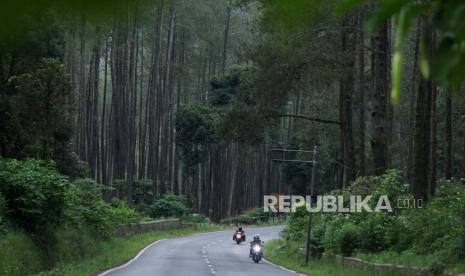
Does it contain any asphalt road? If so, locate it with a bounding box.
[100,225,298,276]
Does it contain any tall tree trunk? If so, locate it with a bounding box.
[429,31,437,197]
[91,29,101,181]
[101,37,109,185]
[357,9,366,176]
[445,88,452,179]
[407,19,421,181]
[371,20,389,175]
[412,16,433,201]
[221,0,232,74]
[340,15,356,187]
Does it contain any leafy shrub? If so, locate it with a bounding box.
[406,181,465,264]
[358,213,392,252]
[145,193,188,219]
[281,205,308,241]
[185,213,210,224]
[244,207,273,219]
[336,223,360,257]
[175,104,220,168]
[282,171,465,272]
[0,231,43,275]
[133,179,154,206]
[0,194,7,235]
[0,159,69,234]
[67,179,140,238]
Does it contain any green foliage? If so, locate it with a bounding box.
[222,207,274,225]
[0,159,69,234]
[339,0,465,99]
[0,193,7,235]
[281,205,308,241]
[209,75,241,107]
[10,58,75,157]
[185,213,210,224]
[244,207,273,219]
[282,171,465,272]
[0,231,43,276]
[175,104,219,168]
[133,179,154,206]
[405,181,465,263]
[145,193,188,219]
[2,58,82,178]
[336,223,360,257]
[67,179,140,238]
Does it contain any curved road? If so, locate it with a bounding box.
[101,225,298,276]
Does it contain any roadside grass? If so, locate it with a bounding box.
[355,251,435,268]
[265,239,404,276]
[355,251,465,274]
[35,225,228,276]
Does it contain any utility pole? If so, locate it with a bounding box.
[272,146,319,266]
[305,146,318,266]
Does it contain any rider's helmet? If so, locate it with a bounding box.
[253,234,260,241]
[238,227,243,231]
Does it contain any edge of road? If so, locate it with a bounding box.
[97,228,234,276]
[98,239,167,276]
[98,225,304,276]
[262,258,307,276]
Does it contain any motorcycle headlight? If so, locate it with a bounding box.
[253,245,261,252]
[236,234,241,238]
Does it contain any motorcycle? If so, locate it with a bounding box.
[250,243,264,263]
[233,231,246,244]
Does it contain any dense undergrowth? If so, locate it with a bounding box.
[279,170,465,274]
[0,158,206,275]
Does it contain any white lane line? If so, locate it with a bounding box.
[262,258,306,275]
[99,239,167,276]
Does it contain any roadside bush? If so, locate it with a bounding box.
[0,231,43,275]
[185,213,210,223]
[336,223,360,256]
[67,179,140,238]
[406,181,465,264]
[0,159,69,234]
[358,213,392,252]
[0,193,7,235]
[281,205,307,241]
[133,179,154,206]
[280,171,465,272]
[145,193,188,218]
[244,207,273,220]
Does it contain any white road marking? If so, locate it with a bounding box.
[263,258,306,275]
[98,239,167,276]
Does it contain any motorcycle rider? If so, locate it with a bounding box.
[233,226,245,241]
[249,234,262,257]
